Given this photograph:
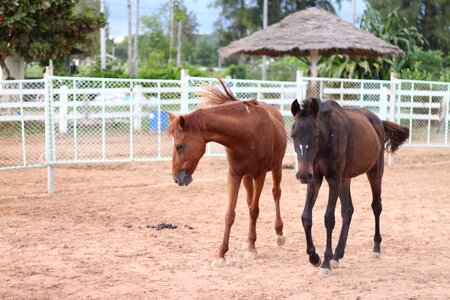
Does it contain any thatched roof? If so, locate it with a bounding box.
[219,7,405,61]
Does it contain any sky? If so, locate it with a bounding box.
[107,0,367,41]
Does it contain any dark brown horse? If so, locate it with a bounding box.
[168,78,287,265]
[290,97,409,276]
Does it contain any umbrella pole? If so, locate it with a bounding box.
[308,49,319,97]
[310,49,318,78]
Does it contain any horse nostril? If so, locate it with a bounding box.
[173,176,179,184]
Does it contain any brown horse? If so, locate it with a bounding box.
[168,78,287,265]
[290,97,409,276]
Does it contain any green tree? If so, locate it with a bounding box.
[213,0,256,47]
[192,34,220,68]
[319,6,425,79]
[213,0,343,47]
[366,0,449,53]
[0,0,105,78]
[139,14,170,67]
[400,46,450,81]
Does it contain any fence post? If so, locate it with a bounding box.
[388,72,397,166]
[389,72,397,122]
[379,87,388,120]
[44,66,55,193]
[133,85,142,131]
[59,85,68,134]
[444,84,449,145]
[180,69,189,114]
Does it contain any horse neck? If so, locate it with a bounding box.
[201,109,250,149]
[317,116,332,149]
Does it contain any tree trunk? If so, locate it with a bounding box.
[0,57,11,79]
[176,20,182,67]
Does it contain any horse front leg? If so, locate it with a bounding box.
[302,176,322,267]
[271,167,285,246]
[331,178,354,268]
[213,170,242,266]
[319,176,341,276]
[244,172,267,259]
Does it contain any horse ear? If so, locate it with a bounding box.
[310,97,320,118]
[168,112,177,122]
[291,99,301,116]
[179,116,186,129]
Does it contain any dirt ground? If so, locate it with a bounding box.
[1,148,449,299]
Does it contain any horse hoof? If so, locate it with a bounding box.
[373,252,381,259]
[313,259,322,267]
[244,251,258,259]
[241,242,249,250]
[310,254,321,267]
[212,258,226,266]
[276,235,286,246]
[319,267,332,277]
[330,259,339,269]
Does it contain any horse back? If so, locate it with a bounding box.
[226,100,287,176]
[319,101,384,178]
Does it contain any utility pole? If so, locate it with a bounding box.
[261,0,268,80]
[100,0,106,70]
[169,0,175,64]
[352,0,356,27]
[134,0,139,75]
[127,0,133,76]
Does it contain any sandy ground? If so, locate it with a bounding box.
[1,147,450,299]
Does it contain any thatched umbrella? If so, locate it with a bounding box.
[219,7,404,77]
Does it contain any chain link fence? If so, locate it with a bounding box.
[301,77,449,147]
[302,77,392,118]
[0,79,46,169]
[47,77,182,164]
[1,75,449,173]
[396,80,449,146]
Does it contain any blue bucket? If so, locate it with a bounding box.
[149,111,170,132]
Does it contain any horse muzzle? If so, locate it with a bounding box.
[296,171,313,184]
[173,170,193,186]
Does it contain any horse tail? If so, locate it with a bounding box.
[197,77,238,106]
[382,120,409,153]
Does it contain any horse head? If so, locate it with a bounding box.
[168,112,206,186]
[290,97,321,184]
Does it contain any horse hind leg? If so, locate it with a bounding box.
[241,175,254,251]
[331,178,354,268]
[367,159,384,258]
[271,167,285,246]
[243,173,266,259]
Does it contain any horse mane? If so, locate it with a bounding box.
[167,110,207,135]
[168,77,241,135]
[196,77,239,107]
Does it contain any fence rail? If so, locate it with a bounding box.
[1,74,449,179]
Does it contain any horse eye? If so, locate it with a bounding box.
[175,144,183,152]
